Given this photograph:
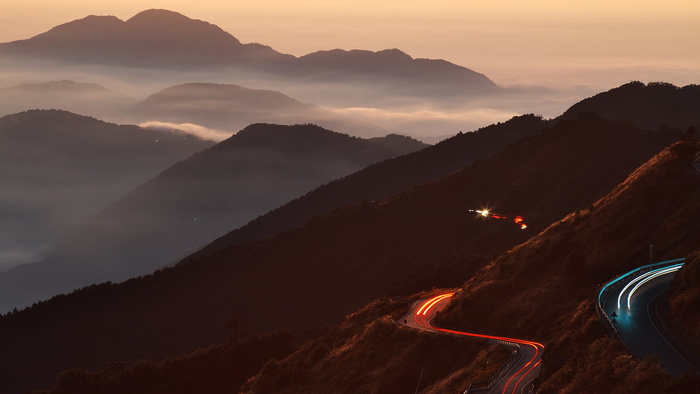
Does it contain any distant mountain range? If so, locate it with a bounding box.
[0,80,392,138]
[0,9,572,139]
[0,9,500,102]
[0,123,425,313]
[0,110,212,271]
[0,9,288,67]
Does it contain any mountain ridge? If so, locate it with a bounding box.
[561,81,700,129]
[187,113,547,260]
[0,122,426,313]
[186,82,700,261]
[0,9,499,95]
[0,109,212,271]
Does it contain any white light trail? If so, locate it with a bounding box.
[626,265,682,310]
[617,264,683,309]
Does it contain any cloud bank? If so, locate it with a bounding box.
[139,121,233,142]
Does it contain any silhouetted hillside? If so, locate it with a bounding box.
[0,80,135,118]
[190,114,547,259]
[0,123,425,313]
[1,9,288,67]
[136,83,311,122]
[182,81,700,261]
[0,114,685,393]
[0,110,211,272]
[561,81,700,129]
[295,48,498,95]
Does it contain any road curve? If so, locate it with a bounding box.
[600,262,695,376]
[400,293,544,394]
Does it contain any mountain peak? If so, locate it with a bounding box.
[126,9,191,23]
[376,48,413,60]
[123,9,242,45]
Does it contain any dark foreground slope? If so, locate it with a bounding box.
[667,250,700,363]
[0,110,212,271]
[0,114,684,393]
[241,140,700,394]
[436,139,700,393]
[42,297,502,394]
[39,331,298,394]
[0,124,424,313]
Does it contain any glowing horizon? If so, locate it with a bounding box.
[1,1,698,88]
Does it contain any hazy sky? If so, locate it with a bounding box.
[2,1,699,88]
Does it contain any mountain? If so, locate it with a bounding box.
[135,83,312,123]
[294,48,497,95]
[133,83,389,138]
[0,9,289,67]
[561,81,700,129]
[0,10,500,100]
[189,114,548,259]
[0,110,212,272]
[0,113,685,393]
[0,123,426,313]
[0,9,509,139]
[239,140,700,394]
[189,82,700,261]
[0,80,136,119]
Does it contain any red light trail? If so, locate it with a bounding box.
[470,209,528,230]
[405,293,544,394]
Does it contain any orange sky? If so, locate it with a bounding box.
[2,1,699,88]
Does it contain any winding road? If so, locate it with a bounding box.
[599,260,695,376]
[400,293,544,394]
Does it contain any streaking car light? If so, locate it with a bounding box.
[470,209,528,229]
[626,265,682,310]
[616,264,683,309]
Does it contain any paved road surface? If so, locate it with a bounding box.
[601,267,695,376]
